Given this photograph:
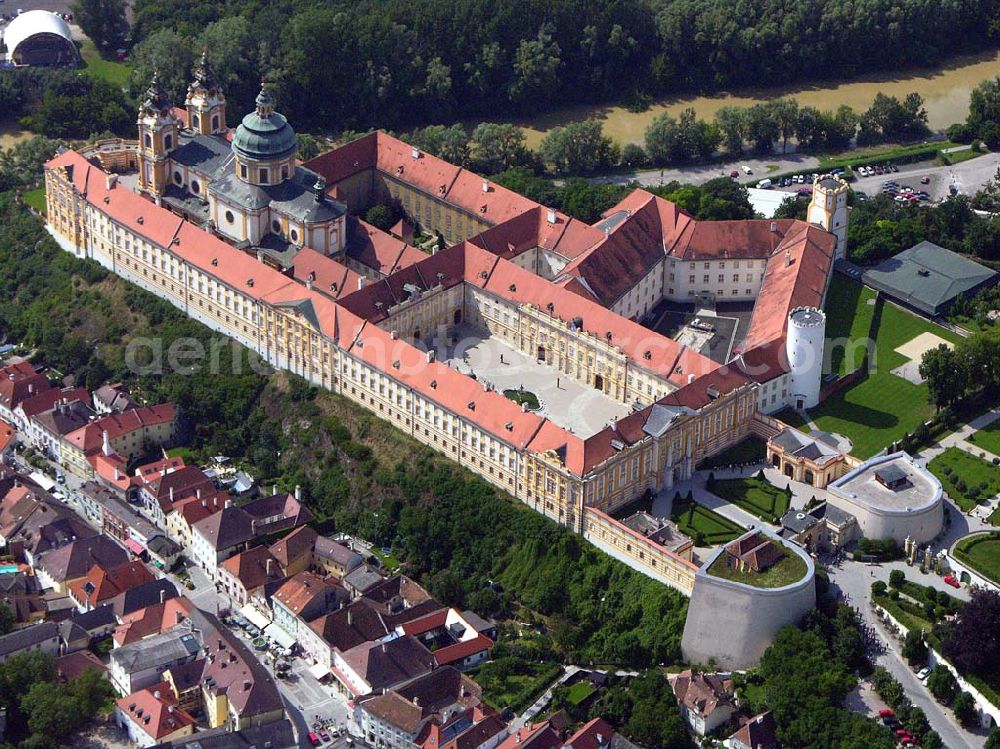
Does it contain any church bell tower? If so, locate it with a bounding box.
[137,71,179,197]
[185,52,227,136]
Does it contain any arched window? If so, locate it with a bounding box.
[212,115,220,131]
[225,210,235,224]
[281,165,289,181]
[144,133,152,148]
[191,180,200,194]
[164,133,173,150]
[191,114,200,129]
[174,171,182,185]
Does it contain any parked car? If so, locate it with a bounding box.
[917,667,931,680]
[308,733,321,747]
[944,575,961,588]
[730,170,739,178]
[742,165,752,174]
[756,179,772,189]
[879,709,895,719]
[920,176,931,184]
[320,731,330,743]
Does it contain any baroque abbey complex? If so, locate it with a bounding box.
[44,61,848,594]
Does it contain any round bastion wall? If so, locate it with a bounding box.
[680,529,816,671]
[826,452,944,546]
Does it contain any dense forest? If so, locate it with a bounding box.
[0,189,688,668]
[96,0,1000,132]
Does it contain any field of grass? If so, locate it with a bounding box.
[815,141,963,171]
[927,447,1000,511]
[670,499,743,545]
[79,39,132,88]
[968,419,1000,459]
[823,274,877,376]
[21,188,46,215]
[707,476,791,522]
[873,592,935,633]
[707,547,807,588]
[698,437,767,469]
[805,285,962,458]
[954,532,1000,586]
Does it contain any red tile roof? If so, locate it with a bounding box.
[563,718,615,749]
[432,634,493,666]
[0,421,14,453]
[70,560,156,607]
[0,361,52,412]
[64,404,175,455]
[293,247,364,300]
[116,682,196,741]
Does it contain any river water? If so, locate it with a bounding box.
[513,49,1000,148]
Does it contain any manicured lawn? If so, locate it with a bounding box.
[698,437,767,469]
[565,681,595,706]
[805,287,962,458]
[968,419,1000,459]
[503,388,540,410]
[21,188,46,215]
[79,39,132,88]
[927,447,1000,511]
[990,506,1000,527]
[670,499,744,544]
[706,476,791,522]
[873,593,935,634]
[706,547,807,588]
[823,274,877,376]
[954,532,1000,587]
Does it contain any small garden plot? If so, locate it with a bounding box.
[927,447,1000,511]
[670,497,744,545]
[706,475,792,523]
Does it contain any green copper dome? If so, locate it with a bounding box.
[231,86,297,162]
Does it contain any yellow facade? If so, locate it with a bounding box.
[45,157,760,593]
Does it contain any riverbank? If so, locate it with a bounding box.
[503,49,1000,149]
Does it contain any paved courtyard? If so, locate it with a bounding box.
[442,326,632,438]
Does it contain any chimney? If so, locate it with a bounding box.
[381,642,387,654]
[688,373,695,384]
[546,209,556,224]
[294,485,302,501]
[243,680,252,691]
[27,383,33,395]
[482,180,489,193]
[102,430,112,457]
[411,146,420,159]
[256,250,264,263]
[390,330,398,340]
[175,609,184,624]
[426,350,435,363]
[521,402,528,412]
[225,498,232,509]
[169,487,174,503]
[114,468,120,481]
[784,248,792,266]
[266,558,274,576]
[347,610,352,627]
[160,589,166,604]
[196,488,201,499]
[201,497,207,508]
[106,174,118,190]
[358,277,366,291]
[413,696,420,707]
[153,690,161,700]
[167,705,174,714]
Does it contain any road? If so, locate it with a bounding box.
[585,143,1000,204]
[829,559,986,749]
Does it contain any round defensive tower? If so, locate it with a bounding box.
[786,306,825,410]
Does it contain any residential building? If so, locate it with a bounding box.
[93,383,139,414]
[109,625,201,695]
[728,712,779,749]
[61,404,176,479]
[0,361,53,423]
[68,560,157,612]
[332,634,436,698]
[0,620,60,663]
[671,670,735,736]
[313,535,363,578]
[268,524,318,576]
[116,682,197,747]
[28,397,95,462]
[34,535,129,594]
[271,571,346,639]
[396,608,493,670]
[302,599,390,671]
[356,666,481,749]
[218,546,283,608]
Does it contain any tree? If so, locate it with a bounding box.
[71,0,128,55]
[771,98,800,153]
[470,123,529,174]
[296,134,321,162]
[889,569,906,588]
[365,205,395,232]
[985,725,1000,749]
[744,103,781,154]
[195,17,258,117]
[128,29,196,104]
[620,143,648,169]
[901,631,927,668]
[510,24,562,106]
[920,344,967,409]
[540,121,618,174]
[715,106,746,155]
[952,691,977,727]
[926,665,957,704]
[968,77,1000,146]
[0,603,12,637]
[922,730,943,749]
[905,706,930,741]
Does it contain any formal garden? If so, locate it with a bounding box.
[967,419,1000,460]
[503,388,540,411]
[706,474,792,523]
[953,532,1000,587]
[669,494,744,545]
[927,446,1000,512]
